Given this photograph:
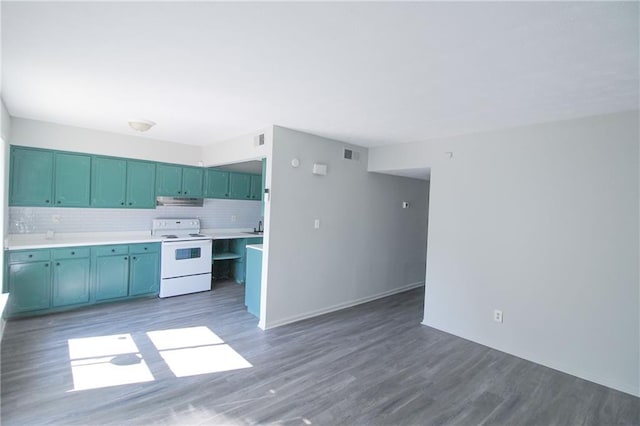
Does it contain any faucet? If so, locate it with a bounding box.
[258,220,263,233]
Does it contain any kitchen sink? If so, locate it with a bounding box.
[245,231,264,235]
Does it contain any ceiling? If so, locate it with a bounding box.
[2,2,638,148]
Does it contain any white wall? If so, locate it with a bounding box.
[369,110,640,397]
[201,127,273,167]
[10,117,202,165]
[264,126,429,328]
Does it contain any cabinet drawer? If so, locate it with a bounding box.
[8,250,51,264]
[129,243,160,254]
[93,245,128,257]
[52,247,90,260]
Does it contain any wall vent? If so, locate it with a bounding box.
[343,148,360,161]
[255,133,265,146]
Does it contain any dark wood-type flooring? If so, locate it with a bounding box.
[1,281,638,425]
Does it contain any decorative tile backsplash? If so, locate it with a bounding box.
[9,199,262,234]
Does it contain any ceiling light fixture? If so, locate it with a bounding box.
[128,119,156,132]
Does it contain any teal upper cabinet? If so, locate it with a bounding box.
[156,164,203,197]
[156,164,184,196]
[182,167,204,197]
[10,147,54,206]
[54,153,91,207]
[250,174,262,201]
[91,157,127,207]
[229,173,252,200]
[126,160,156,208]
[205,169,229,198]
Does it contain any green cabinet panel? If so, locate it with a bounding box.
[156,164,183,196]
[229,173,252,200]
[91,157,127,207]
[250,174,262,200]
[245,246,262,318]
[205,169,230,198]
[94,253,130,301]
[182,167,204,197]
[52,257,90,307]
[8,261,51,313]
[10,147,54,206]
[54,153,91,207]
[126,160,156,208]
[129,252,160,296]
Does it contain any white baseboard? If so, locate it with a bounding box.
[265,281,424,330]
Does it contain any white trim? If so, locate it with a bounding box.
[264,281,425,330]
[0,293,8,344]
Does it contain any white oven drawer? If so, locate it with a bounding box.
[161,239,212,279]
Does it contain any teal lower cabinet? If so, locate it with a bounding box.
[7,249,52,314]
[211,237,263,284]
[129,245,160,296]
[4,242,161,317]
[93,247,130,301]
[52,247,90,307]
[245,245,262,318]
[92,243,160,301]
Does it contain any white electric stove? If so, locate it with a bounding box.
[152,219,212,298]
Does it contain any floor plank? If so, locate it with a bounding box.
[1,281,638,425]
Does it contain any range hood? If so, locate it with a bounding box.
[156,196,204,207]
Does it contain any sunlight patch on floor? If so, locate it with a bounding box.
[67,334,154,391]
[147,326,252,378]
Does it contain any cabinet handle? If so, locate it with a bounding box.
[246,195,250,198]
[144,247,148,250]
[121,202,125,206]
[128,202,132,206]
[133,256,137,260]
[45,200,50,204]
[225,193,228,197]
[177,191,182,194]
[71,251,75,255]
[28,254,33,258]
[57,201,62,204]
[111,249,115,252]
[56,262,60,266]
[184,191,188,195]
[124,257,128,260]
[44,263,49,267]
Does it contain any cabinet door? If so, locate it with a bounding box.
[182,167,204,197]
[156,164,183,196]
[249,174,262,200]
[54,152,91,207]
[10,148,54,206]
[129,252,160,296]
[8,261,51,313]
[229,173,252,200]
[52,257,90,307]
[126,160,156,208]
[91,157,127,207]
[205,169,229,198]
[94,255,130,300]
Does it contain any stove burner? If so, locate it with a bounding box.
[189,233,206,237]
[162,234,178,239]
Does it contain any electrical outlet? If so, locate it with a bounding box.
[494,310,503,323]
[231,215,237,223]
[314,219,320,229]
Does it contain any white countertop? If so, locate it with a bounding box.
[246,244,264,251]
[5,228,264,250]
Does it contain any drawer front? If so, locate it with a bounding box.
[129,243,160,255]
[52,247,90,260]
[93,245,129,257]
[8,249,51,264]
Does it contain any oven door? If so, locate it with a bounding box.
[161,239,212,279]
